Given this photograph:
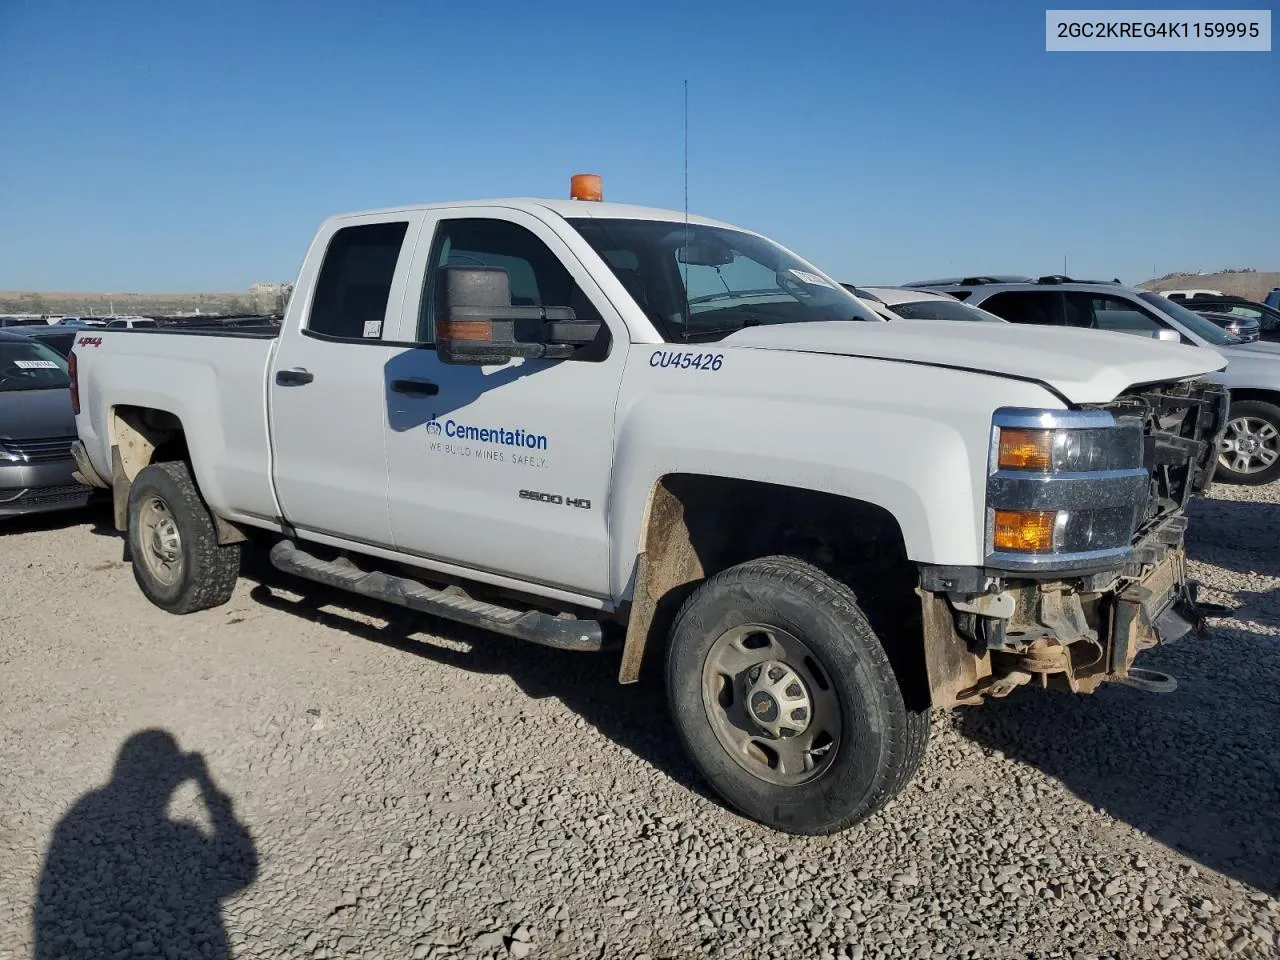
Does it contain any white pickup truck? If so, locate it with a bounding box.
[71,190,1231,834]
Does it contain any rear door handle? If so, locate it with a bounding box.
[275,368,314,386]
[391,378,439,397]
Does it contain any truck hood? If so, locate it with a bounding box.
[0,389,76,441]
[723,320,1226,404]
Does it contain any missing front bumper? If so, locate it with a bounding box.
[921,547,1229,707]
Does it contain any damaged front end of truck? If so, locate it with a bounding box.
[920,378,1231,706]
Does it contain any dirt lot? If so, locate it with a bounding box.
[1,483,1277,960]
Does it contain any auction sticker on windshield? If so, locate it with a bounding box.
[789,269,833,288]
[14,360,59,369]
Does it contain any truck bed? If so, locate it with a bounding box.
[74,327,281,526]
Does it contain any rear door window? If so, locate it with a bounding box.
[977,291,1062,326]
[308,222,409,340]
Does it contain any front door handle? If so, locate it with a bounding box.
[276,368,314,386]
[391,378,440,397]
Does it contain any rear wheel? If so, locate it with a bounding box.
[1216,399,1280,485]
[665,555,929,834]
[127,461,241,613]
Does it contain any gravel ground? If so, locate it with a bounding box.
[1,482,1277,960]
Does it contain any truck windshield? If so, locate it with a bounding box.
[1138,292,1238,346]
[568,218,880,341]
[0,338,70,392]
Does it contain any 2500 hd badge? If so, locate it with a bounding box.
[519,489,591,509]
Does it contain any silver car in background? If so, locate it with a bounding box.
[0,331,92,518]
[903,276,1280,485]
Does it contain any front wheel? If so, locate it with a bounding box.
[1216,399,1280,485]
[665,556,929,835]
[127,461,241,613]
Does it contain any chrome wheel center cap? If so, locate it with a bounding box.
[745,660,813,739]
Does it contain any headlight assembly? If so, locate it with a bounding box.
[986,408,1147,571]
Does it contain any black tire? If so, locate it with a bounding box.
[665,555,929,835]
[1215,399,1280,486]
[126,461,241,614]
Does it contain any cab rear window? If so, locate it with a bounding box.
[308,222,408,341]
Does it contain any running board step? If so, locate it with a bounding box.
[268,539,603,652]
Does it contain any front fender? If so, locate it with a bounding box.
[608,347,1063,601]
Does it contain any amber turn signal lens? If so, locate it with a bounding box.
[435,319,492,342]
[992,509,1059,552]
[998,428,1053,470]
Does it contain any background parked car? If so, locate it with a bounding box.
[1181,296,1280,342]
[1266,288,1280,311]
[903,275,1280,485]
[0,331,93,518]
[842,284,1008,322]
[7,326,78,357]
[104,316,159,329]
[1194,311,1262,342]
[1162,289,1224,302]
[0,315,49,328]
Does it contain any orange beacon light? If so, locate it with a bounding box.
[570,173,603,201]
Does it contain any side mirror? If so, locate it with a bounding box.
[435,266,602,365]
[1155,329,1181,343]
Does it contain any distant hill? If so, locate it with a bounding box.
[0,286,289,317]
[1138,269,1280,302]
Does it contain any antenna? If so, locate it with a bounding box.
[681,79,690,310]
[683,78,689,223]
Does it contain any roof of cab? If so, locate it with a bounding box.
[326,198,738,231]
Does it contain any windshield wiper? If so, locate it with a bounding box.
[679,316,767,341]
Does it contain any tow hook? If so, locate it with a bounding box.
[1116,667,1179,694]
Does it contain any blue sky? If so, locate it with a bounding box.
[0,0,1276,291]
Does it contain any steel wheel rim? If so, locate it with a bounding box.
[700,622,842,786]
[138,496,183,586]
[1218,416,1280,475]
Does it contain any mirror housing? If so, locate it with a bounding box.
[435,266,601,365]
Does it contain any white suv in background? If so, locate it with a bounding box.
[1160,289,1225,301]
[902,276,1280,485]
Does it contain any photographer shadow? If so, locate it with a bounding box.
[34,730,258,960]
